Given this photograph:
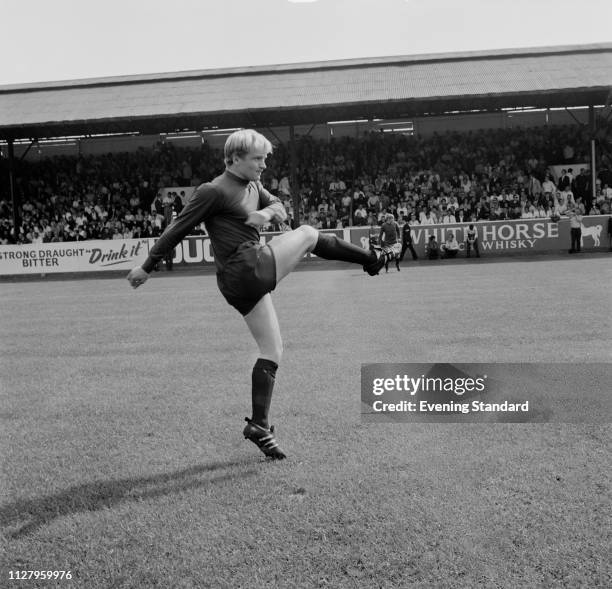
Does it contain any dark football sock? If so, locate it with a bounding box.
[311,232,374,265]
[251,358,278,429]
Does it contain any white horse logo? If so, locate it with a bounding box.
[580,224,602,247]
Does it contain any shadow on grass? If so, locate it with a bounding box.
[2,459,257,539]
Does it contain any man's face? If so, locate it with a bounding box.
[232,147,268,181]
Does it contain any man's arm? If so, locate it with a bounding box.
[256,183,287,223]
[128,186,219,287]
[142,186,220,272]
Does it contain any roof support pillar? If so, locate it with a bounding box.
[589,105,597,204]
[289,125,300,227]
[7,139,21,240]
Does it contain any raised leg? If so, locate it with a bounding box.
[267,225,319,283]
[268,225,380,281]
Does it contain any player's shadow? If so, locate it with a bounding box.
[1,459,257,539]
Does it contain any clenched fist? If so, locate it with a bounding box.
[127,266,150,289]
[244,210,271,227]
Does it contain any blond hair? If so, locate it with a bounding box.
[224,129,273,166]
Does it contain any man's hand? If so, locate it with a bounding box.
[245,210,272,227]
[127,266,150,289]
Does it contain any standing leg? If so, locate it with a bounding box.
[574,229,579,252]
[165,248,174,271]
[242,294,286,459]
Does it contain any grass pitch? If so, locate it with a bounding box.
[2,256,611,588]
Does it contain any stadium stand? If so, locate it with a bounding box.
[1,124,610,245]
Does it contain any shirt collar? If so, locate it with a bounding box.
[225,169,250,186]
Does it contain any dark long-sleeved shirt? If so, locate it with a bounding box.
[142,170,286,273]
[379,221,400,247]
[402,224,414,245]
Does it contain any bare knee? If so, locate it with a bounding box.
[261,338,283,365]
[297,225,319,250]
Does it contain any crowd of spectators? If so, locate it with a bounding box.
[0,142,223,245]
[1,124,611,245]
